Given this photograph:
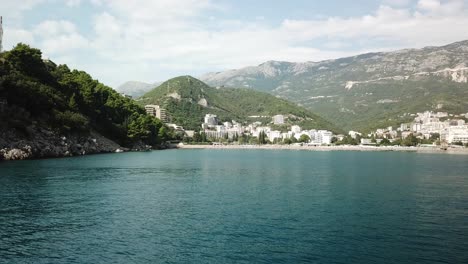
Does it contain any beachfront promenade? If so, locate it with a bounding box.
[178,144,468,155]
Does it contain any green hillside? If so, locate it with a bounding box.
[139,76,341,132]
[303,77,468,132]
[0,44,171,148]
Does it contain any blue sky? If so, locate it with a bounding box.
[2,0,468,88]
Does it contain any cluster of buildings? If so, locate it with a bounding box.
[144,104,468,146]
[368,111,468,144]
[200,114,334,144]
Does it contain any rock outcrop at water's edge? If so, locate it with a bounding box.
[0,127,125,161]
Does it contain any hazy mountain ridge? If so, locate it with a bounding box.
[116,81,161,98]
[202,40,468,88]
[200,40,468,131]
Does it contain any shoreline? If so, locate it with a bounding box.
[177,144,468,155]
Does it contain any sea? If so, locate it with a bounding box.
[0,149,467,263]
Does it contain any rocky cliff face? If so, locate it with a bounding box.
[0,126,124,161]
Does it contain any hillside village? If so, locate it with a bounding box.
[144,102,468,147]
[199,114,334,145]
[366,111,468,145]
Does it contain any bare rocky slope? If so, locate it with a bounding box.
[0,127,123,160]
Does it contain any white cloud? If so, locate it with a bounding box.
[280,1,468,48]
[0,0,46,25]
[66,0,81,7]
[31,20,90,55]
[97,0,216,23]
[382,0,413,7]
[3,0,468,87]
[34,20,78,37]
[3,29,35,50]
[417,0,441,11]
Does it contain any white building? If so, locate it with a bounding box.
[145,105,168,122]
[447,126,468,144]
[204,130,226,139]
[252,126,271,138]
[291,125,301,134]
[349,131,362,139]
[435,112,448,118]
[412,123,422,132]
[215,125,225,132]
[167,124,184,130]
[401,131,413,139]
[400,123,411,131]
[268,131,282,141]
[272,115,285,125]
[314,130,333,145]
[204,114,218,127]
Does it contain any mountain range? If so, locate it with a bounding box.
[200,40,468,131]
[116,81,161,98]
[138,76,340,132]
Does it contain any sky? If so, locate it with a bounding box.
[2,0,468,88]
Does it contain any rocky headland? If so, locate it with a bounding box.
[0,125,128,161]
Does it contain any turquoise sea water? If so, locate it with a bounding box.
[0,149,467,263]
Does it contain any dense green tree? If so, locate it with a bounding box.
[291,136,298,143]
[430,133,440,141]
[4,43,52,83]
[200,132,208,142]
[336,135,359,145]
[379,138,391,146]
[258,131,267,144]
[298,134,311,143]
[69,93,78,110]
[402,133,419,147]
[193,132,201,142]
[158,126,168,142]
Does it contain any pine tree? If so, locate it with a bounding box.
[69,93,78,110]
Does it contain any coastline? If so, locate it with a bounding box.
[177,144,468,155]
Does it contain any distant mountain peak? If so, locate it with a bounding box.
[115,80,160,98]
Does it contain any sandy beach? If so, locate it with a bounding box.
[177,144,468,155]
